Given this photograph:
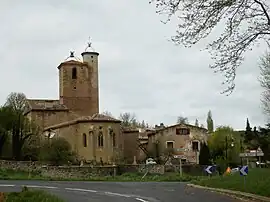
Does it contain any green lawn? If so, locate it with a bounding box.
[4,187,64,202]
[0,168,198,182]
[193,168,270,197]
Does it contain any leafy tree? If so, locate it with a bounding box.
[150,0,270,94]
[177,116,189,124]
[208,126,241,165]
[0,106,15,157]
[199,142,211,165]
[195,119,199,127]
[39,137,76,165]
[257,125,270,160]
[4,92,38,160]
[207,110,214,133]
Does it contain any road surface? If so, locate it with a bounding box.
[0,180,241,202]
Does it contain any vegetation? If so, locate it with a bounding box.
[199,142,211,165]
[206,110,214,133]
[39,137,76,166]
[177,116,189,124]
[150,0,270,94]
[193,168,270,197]
[5,186,64,202]
[259,52,270,117]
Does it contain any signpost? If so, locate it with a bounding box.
[239,165,248,190]
[174,154,186,177]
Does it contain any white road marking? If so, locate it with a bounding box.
[0,185,15,187]
[135,198,149,202]
[23,185,57,189]
[104,191,131,198]
[65,188,97,193]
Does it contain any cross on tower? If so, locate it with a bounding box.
[70,51,75,57]
[85,36,95,51]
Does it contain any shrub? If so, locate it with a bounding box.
[39,137,77,165]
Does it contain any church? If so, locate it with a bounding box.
[24,43,123,164]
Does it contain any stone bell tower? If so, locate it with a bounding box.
[58,40,99,116]
[81,39,99,115]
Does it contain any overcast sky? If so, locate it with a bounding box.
[0,1,267,130]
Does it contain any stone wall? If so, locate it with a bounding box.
[0,160,203,179]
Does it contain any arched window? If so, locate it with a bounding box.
[98,131,104,147]
[72,67,77,79]
[112,133,116,147]
[83,133,87,147]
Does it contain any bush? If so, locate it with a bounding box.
[39,137,77,165]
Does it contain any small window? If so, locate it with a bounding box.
[176,128,190,135]
[192,141,199,151]
[73,86,76,89]
[72,67,77,79]
[166,141,174,149]
[98,132,103,147]
[83,133,87,147]
[91,56,93,58]
[112,133,116,147]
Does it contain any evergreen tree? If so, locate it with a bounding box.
[199,142,211,165]
[207,110,214,133]
[244,118,253,143]
[195,119,199,127]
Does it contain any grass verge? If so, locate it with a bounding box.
[4,186,64,202]
[192,168,270,197]
[0,168,198,182]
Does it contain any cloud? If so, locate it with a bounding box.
[0,0,266,130]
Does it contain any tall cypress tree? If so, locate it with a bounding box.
[199,142,211,165]
[244,118,253,143]
[207,110,214,133]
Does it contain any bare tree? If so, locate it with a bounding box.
[259,51,270,116]
[177,116,189,124]
[119,112,137,127]
[5,92,27,112]
[150,0,270,94]
[102,111,113,117]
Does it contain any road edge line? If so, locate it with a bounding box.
[187,184,270,202]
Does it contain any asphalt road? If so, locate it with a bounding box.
[0,180,242,202]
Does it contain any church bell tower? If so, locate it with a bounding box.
[58,39,99,116]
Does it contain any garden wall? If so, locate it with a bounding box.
[0,160,204,179]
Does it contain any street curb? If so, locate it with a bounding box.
[187,184,270,202]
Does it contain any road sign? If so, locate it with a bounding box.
[176,148,187,152]
[205,165,216,174]
[239,152,264,157]
[239,165,248,176]
[205,166,213,174]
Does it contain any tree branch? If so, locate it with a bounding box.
[254,0,270,25]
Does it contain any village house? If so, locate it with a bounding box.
[147,123,209,164]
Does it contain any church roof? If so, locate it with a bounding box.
[57,60,86,69]
[77,113,121,122]
[25,99,68,114]
[44,113,121,131]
